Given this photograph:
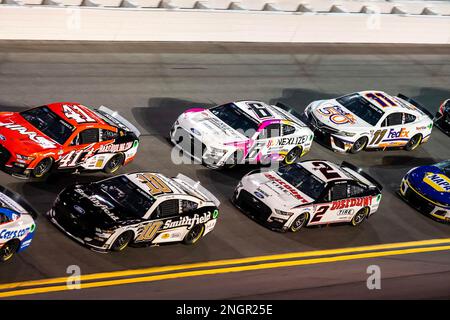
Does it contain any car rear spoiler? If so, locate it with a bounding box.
[274,102,307,126]
[0,185,38,219]
[174,174,221,207]
[396,94,434,120]
[340,161,383,192]
[98,105,141,137]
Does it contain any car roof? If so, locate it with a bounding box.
[300,160,353,183]
[126,172,189,199]
[46,102,109,128]
[357,91,421,115]
[232,100,294,124]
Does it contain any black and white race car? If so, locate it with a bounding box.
[435,99,450,135]
[48,172,220,252]
[232,160,383,232]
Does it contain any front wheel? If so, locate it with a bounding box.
[350,137,367,154]
[290,212,309,232]
[0,240,20,262]
[404,134,422,151]
[111,231,134,252]
[183,224,205,245]
[284,146,303,165]
[351,207,369,226]
[32,157,53,178]
[103,153,124,174]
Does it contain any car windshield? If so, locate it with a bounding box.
[276,164,326,199]
[435,160,450,177]
[96,175,156,219]
[336,93,385,126]
[210,103,259,138]
[20,106,75,145]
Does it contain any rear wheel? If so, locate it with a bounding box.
[183,224,205,245]
[290,212,309,232]
[0,240,20,262]
[284,146,303,165]
[404,134,422,151]
[351,207,369,226]
[350,137,367,154]
[111,231,134,252]
[32,157,53,178]
[103,153,124,174]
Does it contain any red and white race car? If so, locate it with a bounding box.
[0,102,140,179]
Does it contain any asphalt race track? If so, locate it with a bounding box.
[0,42,449,299]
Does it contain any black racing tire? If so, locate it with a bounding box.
[183,224,205,245]
[0,239,20,262]
[32,157,53,179]
[110,231,134,252]
[404,134,422,151]
[351,207,370,227]
[349,137,368,154]
[103,153,125,174]
[284,146,303,165]
[290,212,309,233]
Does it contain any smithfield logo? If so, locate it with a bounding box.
[190,128,201,136]
[73,205,85,215]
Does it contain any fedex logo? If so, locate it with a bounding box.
[387,128,409,139]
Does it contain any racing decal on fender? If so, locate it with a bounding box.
[163,212,211,230]
[0,227,30,240]
[264,173,309,204]
[317,106,356,125]
[423,173,450,192]
[98,142,133,154]
[0,121,56,149]
[330,196,373,210]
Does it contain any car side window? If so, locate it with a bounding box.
[331,184,348,201]
[404,113,416,124]
[0,213,9,224]
[282,124,296,136]
[155,199,180,219]
[181,200,198,214]
[101,129,119,141]
[71,128,99,145]
[383,113,403,127]
[348,183,366,198]
[259,123,281,139]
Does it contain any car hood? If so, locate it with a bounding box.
[311,100,372,131]
[0,112,59,154]
[58,184,143,229]
[244,171,315,209]
[408,165,450,206]
[179,109,249,145]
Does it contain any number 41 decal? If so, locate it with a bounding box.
[63,105,96,123]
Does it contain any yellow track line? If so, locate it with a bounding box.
[1,244,450,298]
[1,238,450,291]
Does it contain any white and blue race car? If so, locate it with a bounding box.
[0,186,37,262]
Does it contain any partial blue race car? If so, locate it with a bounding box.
[0,186,37,262]
[399,160,450,222]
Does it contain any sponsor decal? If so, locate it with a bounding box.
[98,141,133,154]
[190,128,201,136]
[423,172,450,192]
[73,205,85,215]
[0,121,56,148]
[0,227,30,240]
[317,106,356,125]
[272,136,308,147]
[387,128,409,139]
[330,196,373,210]
[163,212,211,230]
[0,134,5,141]
[264,173,309,204]
[74,188,120,221]
[254,191,265,199]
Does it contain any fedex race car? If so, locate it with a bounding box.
[48,172,220,252]
[304,91,433,153]
[0,102,140,179]
[170,101,314,168]
[232,160,383,232]
[399,160,450,222]
[435,99,450,135]
[0,186,37,262]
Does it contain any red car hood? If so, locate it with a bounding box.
[0,112,59,155]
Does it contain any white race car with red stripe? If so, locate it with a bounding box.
[170,101,314,169]
[304,91,433,153]
[232,160,383,232]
